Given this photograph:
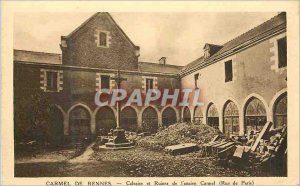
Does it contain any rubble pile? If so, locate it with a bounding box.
[202,121,287,175]
[137,123,224,151]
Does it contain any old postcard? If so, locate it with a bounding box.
[1,1,299,186]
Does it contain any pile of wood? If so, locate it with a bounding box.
[202,121,287,170]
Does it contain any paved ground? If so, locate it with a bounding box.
[14,146,275,177]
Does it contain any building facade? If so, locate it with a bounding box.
[14,12,287,141]
[180,12,287,136]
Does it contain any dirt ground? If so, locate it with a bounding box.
[15,146,275,177]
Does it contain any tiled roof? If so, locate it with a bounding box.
[182,12,286,74]
[182,56,204,71]
[139,62,183,74]
[14,50,62,64]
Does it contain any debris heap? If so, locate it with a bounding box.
[202,121,287,175]
[137,123,224,151]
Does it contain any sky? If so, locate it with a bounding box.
[14,12,278,66]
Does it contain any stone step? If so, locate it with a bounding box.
[165,143,199,155]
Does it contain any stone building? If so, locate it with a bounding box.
[180,12,287,136]
[14,12,287,141]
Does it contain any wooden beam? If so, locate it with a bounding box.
[250,121,273,152]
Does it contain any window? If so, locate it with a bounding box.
[204,48,210,59]
[194,73,199,88]
[223,101,239,136]
[207,103,219,130]
[193,106,203,124]
[99,32,107,47]
[46,71,58,91]
[225,60,233,82]
[274,93,287,128]
[278,37,287,68]
[146,78,154,91]
[101,75,110,89]
[244,97,267,133]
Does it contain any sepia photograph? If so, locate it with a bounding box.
[12,11,289,178]
[1,0,300,184]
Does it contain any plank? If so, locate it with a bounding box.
[233,145,245,159]
[250,121,273,152]
[217,142,235,153]
[218,145,237,159]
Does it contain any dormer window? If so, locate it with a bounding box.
[203,43,223,59]
[204,48,210,59]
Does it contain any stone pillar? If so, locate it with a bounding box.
[239,114,245,136]
[219,115,223,133]
[137,109,143,131]
[91,114,96,134]
[63,114,69,135]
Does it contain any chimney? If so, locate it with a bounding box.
[60,36,68,49]
[135,46,140,57]
[159,57,166,65]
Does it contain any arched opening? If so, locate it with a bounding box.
[142,107,158,133]
[183,107,191,123]
[49,106,64,146]
[162,107,177,127]
[223,101,239,136]
[207,103,219,129]
[69,106,91,141]
[121,106,138,132]
[193,106,203,124]
[244,97,267,133]
[96,106,116,135]
[273,93,287,128]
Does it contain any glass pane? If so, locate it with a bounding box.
[275,95,287,115]
[245,98,266,116]
[207,104,218,117]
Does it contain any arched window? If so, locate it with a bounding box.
[142,107,158,133]
[96,106,116,135]
[244,97,267,133]
[223,101,239,136]
[274,93,287,128]
[162,107,177,127]
[69,106,91,140]
[183,107,191,123]
[193,106,203,124]
[207,103,219,129]
[121,107,138,132]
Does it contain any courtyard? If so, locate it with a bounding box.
[15,146,272,177]
[15,123,283,177]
